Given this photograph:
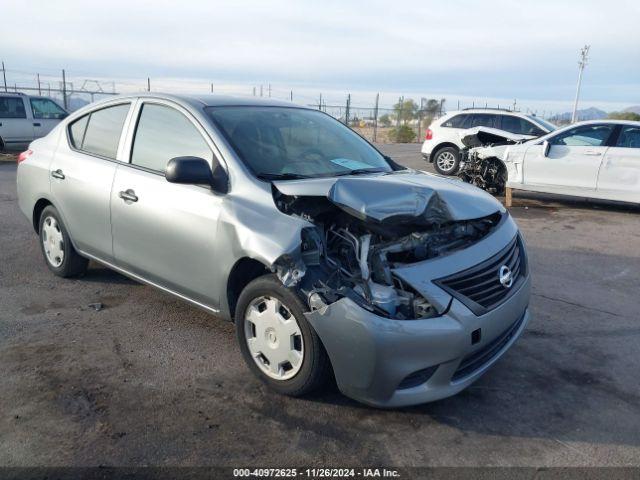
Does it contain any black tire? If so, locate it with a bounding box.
[235,274,331,396]
[38,205,88,278]
[433,146,460,175]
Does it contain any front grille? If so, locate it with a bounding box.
[452,312,526,382]
[435,235,526,315]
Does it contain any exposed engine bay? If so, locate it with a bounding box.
[457,127,532,194]
[270,174,502,320]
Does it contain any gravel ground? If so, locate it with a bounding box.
[1,145,640,467]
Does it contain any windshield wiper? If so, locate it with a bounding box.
[331,168,388,177]
[256,172,311,181]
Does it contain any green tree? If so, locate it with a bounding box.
[608,111,640,121]
[393,99,419,124]
[389,124,416,143]
[379,113,392,127]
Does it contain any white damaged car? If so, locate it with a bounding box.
[458,120,640,205]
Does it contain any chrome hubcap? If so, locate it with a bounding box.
[244,296,304,380]
[42,216,64,267]
[437,151,457,172]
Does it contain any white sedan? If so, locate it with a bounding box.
[465,120,640,204]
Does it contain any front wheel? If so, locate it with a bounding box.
[433,147,460,175]
[235,274,331,396]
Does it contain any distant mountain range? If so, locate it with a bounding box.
[623,105,640,115]
[549,107,608,123]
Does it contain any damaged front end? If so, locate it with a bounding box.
[270,173,504,320]
[457,127,529,194]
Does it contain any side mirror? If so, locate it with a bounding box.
[542,140,550,157]
[165,156,228,193]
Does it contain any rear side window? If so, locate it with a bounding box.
[0,97,26,119]
[68,104,130,159]
[30,98,67,120]
[131,103,212,172]
[500,116,545,136]
[615,126,640,148]
[441,114,468,128]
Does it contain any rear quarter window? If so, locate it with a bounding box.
[441,114,468,128]
[68,104,130,159]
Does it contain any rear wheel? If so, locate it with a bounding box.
[235,274,331,396]
[433,147,460,175]
[38,206,88,277]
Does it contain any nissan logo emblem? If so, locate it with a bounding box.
[499,265,514,288]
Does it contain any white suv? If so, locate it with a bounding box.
[0,93,68,151]
[422,108,556,175]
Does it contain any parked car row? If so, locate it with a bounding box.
[0,93,68,151]
[421,108,556,175]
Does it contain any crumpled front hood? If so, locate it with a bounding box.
[459,126,529,148]
[274,170,504,224]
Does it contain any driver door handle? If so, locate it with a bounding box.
[118,189,138,203]
[51,169,65,179]
[584,150,602,156]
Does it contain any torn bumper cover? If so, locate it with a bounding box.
[304,213,531,407]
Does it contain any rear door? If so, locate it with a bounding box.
[597,125,640,203]
[0,96,32,148]
[29,97,68,139]
[523,124,615,190]
[50,102,133,260]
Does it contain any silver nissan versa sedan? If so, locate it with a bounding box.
[16,94,531,407]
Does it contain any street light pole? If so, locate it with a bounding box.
[571,45,590,124]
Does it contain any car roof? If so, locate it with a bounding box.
[444,109,526,116]
[99,92,300,110]
[568,119,640,127]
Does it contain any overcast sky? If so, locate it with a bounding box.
[2,0,639,112]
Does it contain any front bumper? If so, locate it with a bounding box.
[306,275,530,408]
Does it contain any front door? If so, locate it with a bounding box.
[597,125,640,203]
[0,96,32,148]
[524,124,615,191]
[29,97,68,139]
[110,101,224,308]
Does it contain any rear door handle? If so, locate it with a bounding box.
[118,189,138,203]
[584,150,602,156]
[33,122,41,127]
[51,169,65,179]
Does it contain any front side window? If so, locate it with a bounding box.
[615,126,640,148]
[207,106,393,179]
[131,103,213,172]
[501,116,544,136]
[0,97,26,119]
[30,98,67,120]
[68,104,130,159]
[549,125,614,147]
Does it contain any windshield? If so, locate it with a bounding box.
[527,115,556,132]
[206,106,393,179]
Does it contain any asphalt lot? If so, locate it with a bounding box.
[1,144,639,467]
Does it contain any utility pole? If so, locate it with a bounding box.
[61,69,68,110]
[345,94,351,126]
[253,86,256,96]
[147,77,151,92]
[290,90,293,102]
[37,73,41,96]
[1,61,7,92]
[319,93,322,110]
[513,99,517,111]
[210,83,214,93]
[373,93,379,143]
[260,85,263,97]
[571,45,590,123]
[268,83,271,98]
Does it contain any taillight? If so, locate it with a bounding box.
[425,128,433,140]
[17,149,33,164]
